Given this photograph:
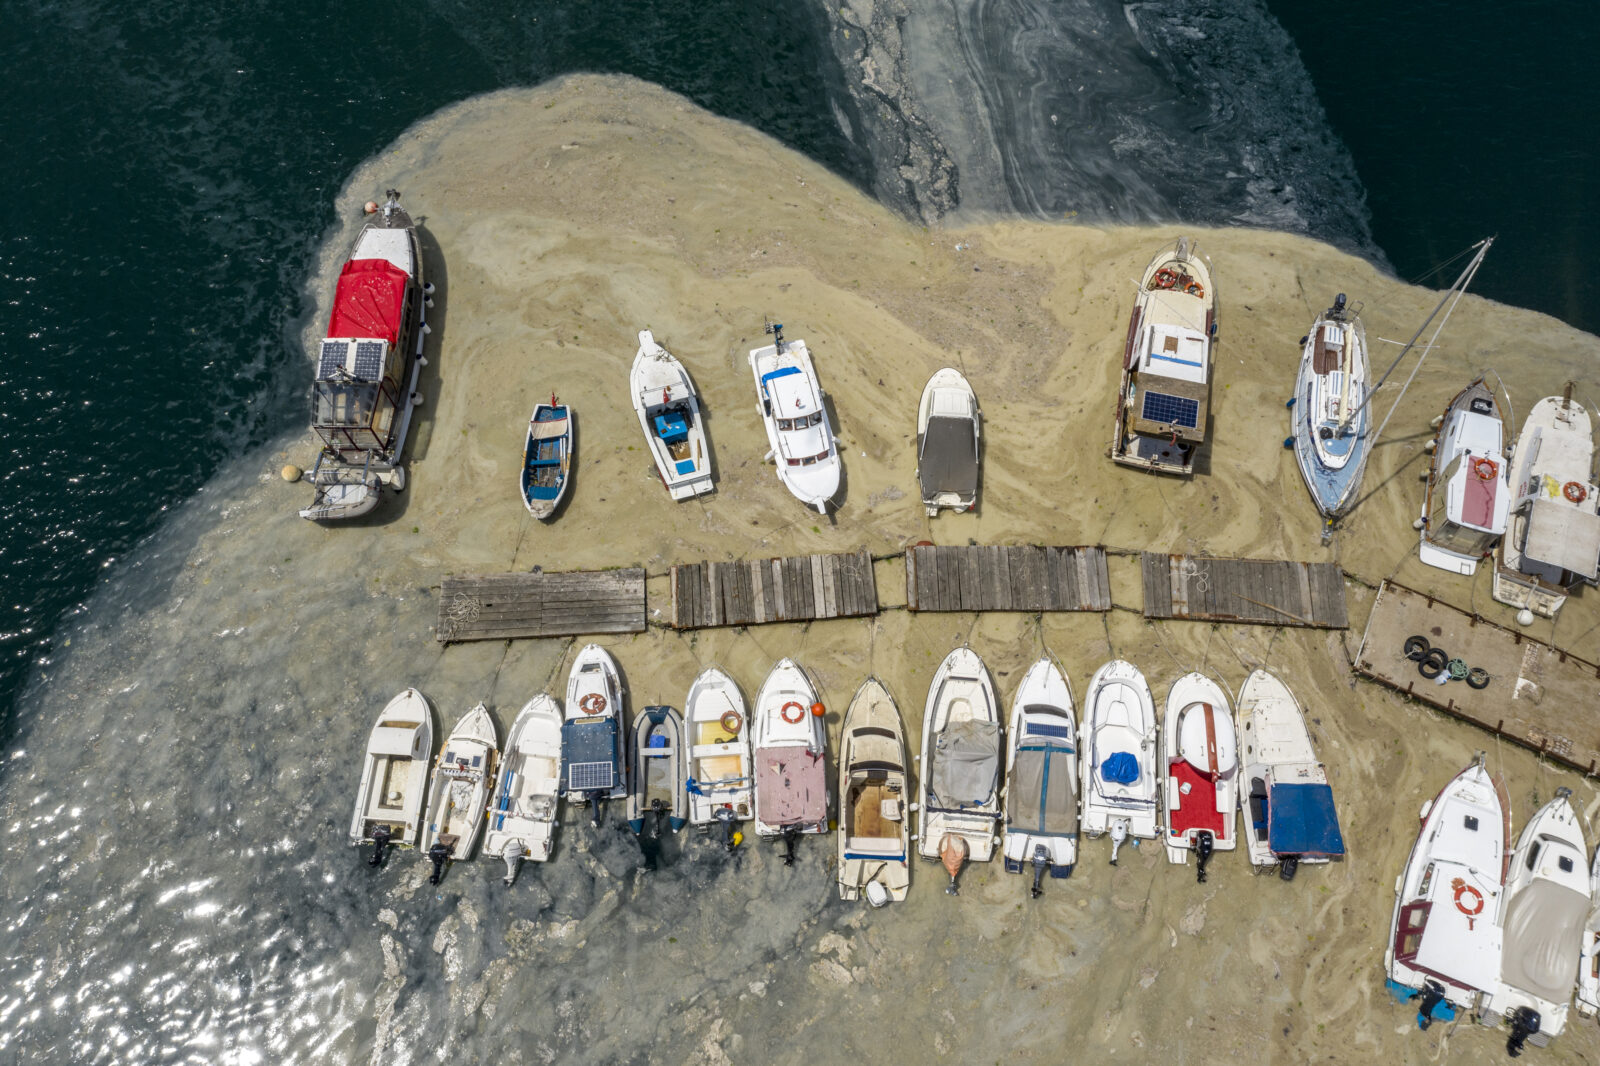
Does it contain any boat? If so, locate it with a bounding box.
[1002,657,1078,898]
[1384,755,1509,1029]
[916,647,1002,893]
[1161,672,1237,880]
[631,330,713,500]
[420,702,498,885]
[1110,238,1216,476]
[749,322,841,513]
[751,658,828,864]
[1291,294,1370,526]
[1492,386,1600,618]
[1080,660,1159,864]
[1235,669,1345,879]
[837,677,911,905]
[562,644,628,825]
[521,398,573,520]
[1480,788,1590,1052]
[1577,846,1600,1018]
[628,705,687,836]
[300,191,430,521]
[683,667,753,848]
[916,367,980,516]
[483,694,563,886]
[1417,378,1511,575]
[348,688,434,868]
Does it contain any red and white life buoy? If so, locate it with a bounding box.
[579,692,607,715]
[1453,878,1484,916]
[1473,457,1498,481]
[1564,481,1588,504]
[780,701,805,724]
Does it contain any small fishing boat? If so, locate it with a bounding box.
[420,702,498,885]
[1111,238,1216,476]
[301,191,431,522]
[1418,378,1510,575]
[837,677,911,905]
[684,667,753,848]
[521,398,573,520]
[1385,755,1509,1029]
[1161,673,1237,881]
[631,330,714,500]
[1002,657,1078,898]
[917,647,1002,894]
[1291,294,1370,526]
[749,322,841,513]
[348,688,434,867]
[1492,386,1600,618]
[1577,847,1600,1018]
[1481,788,1590,1052]
[916,367,980,516]
[483,694,563,886]
[1080,660,1159,864]
[562,644,628,825]
[628,705,687,836]
[751,658,828,865]
[1235,669,1345,879]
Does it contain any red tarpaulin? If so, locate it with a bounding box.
[1168,759,1225,837]
[326,258,408,343]
[1460,466,1500,529]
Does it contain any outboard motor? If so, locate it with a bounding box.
[1108,818,1129,866]
[589,791,605,829]
[714,805,736,851]
[1029,844,1050,900]
[1194,831,1214,883]
[1415,980,1447,1031]
[1278,855,1300,882]
[1506,1006,1541,1057]
[427,841,451,886]
[367,823,393,868]
[651,799,666,839]
[500,839,523,888]
[1332,293,1347,316]
[765,320,785,353]
[781,824,801,867]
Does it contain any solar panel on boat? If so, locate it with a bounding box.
[567,761,615,791]
[1140,391,1200,429]
[317,340,347,379]
[352,341,385,381]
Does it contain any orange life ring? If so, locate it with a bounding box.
[719,710,743,735]
[1185,281,1204,298]
[1473,457,1498,481]
[579,692,606,715]
[1152,267,1180,290]
[1452,877,1484,916]
[1564,480,1588,504]
[780,701,805,724]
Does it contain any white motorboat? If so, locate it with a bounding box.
[562,644,628,825]
[484,694,563,886]
[749,322,841,513]
[1492,387,1600,618]
[1080,660,1159,864]
[348,688,434,867]
[1162,672,1238,881]
[751,658,828,864]
[301,191,430,521]
[1111,238,1216,476]
[1577,846,1600,1018]
[917,647,1002,894]
[1291,294,1370,524]
[631,330,713,500]
[1235,669,1345,879]
[916,367,980,516]
[1418,378,1511,575]
[837,677,911,905]
[1002,657,1078,898]
[628,705,687,837]
[1385,755,1509,1028]
[1481,788,1590,1051]
[521,399,573,520]
[420,702,498,884]
[684,667,752,848]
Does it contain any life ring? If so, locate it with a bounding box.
[579,692,606,714]
[1473,457,1498,481]
[1564,481,1588,503]
[1185,281,1205,298]
[1152,267,1180,290]
[1453,878,1484,916]
[719,710,743,735]
[780,701,805,724]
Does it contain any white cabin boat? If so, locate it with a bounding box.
[917,647,1002,893]
[1418,379,1510,575]
[1162,673,1237,880]
[684,667,753,848]
[348,688,434,867]
[1080,660,1159,864]
[628,705,687,836]
[484,694,563,886]
[1236,670,1345,879]
[1577,846,1600,1018]
[749,323,840,513]
[1003,657,1078,897]
[751,658,828,864]
[916,368,980,516]
[421,702,498,884]
[837,678,911,905]
[562,644,628,825]
[631,330,713,500]
[1291,294,1371,523]
[1492,389,1600,618]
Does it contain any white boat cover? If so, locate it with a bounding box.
[930,721,1000,807]
[1501,879,1589,1004]
[1008,744,1077,835]
[370,725,420,756]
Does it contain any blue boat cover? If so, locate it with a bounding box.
[674,458,696,475]
[1267,782,1345,857]
[654,411,688,444]
[1101,751,1139,785]
[761,367,802,388]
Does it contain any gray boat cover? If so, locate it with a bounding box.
[930,720,1000,808]
[1500,879,1589,1004]
[918,416,978,499]
[1008,743,1077,835]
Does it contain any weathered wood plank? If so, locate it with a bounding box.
[1137,555,1346,628]
[438,569,645,641]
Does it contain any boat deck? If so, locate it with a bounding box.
[669,549,877,629]
[1140,553,1347,628]
[437,569,646,642]
[905,544,1111,612]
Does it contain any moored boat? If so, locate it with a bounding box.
[562,644,628,825]
[1002,657,1078,898]
[1577,846,1600,1018]
[628,705,687,836]
[484,694,563,886]
[837,677,911,905]
[1162,672,1237,881]
[348,687,434,868]
[916,647,1002,894]
[1080,660,1159,864]
[751,658,828,865]
[420,702,498,884]
[684,667,753,848]
[1418,378,1510,575]
[631,330,714,500]
[749,322,841,513]
[1235,669,1344,879]
[916,367,980,516]
[521,398,573,520]
[1291,294,1370,526]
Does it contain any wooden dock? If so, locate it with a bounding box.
[1140,553,1347,628]
[1353,580,1600,777]
[669,549,877,629]
[436,569,646,642]
[904,545,1112,613]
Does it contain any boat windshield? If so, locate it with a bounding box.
[1430,520,1497,558]
[777,412,823,431]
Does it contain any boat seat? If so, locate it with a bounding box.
[527,458,564,467]
[880,798,902,822]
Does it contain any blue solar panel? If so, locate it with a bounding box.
[568,761,615,792]
[352,341,385,381]
[1141,391,1200,429]
[317,340,346,379]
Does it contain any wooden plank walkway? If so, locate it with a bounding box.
[669,549,877,629]
[904,545,1112,612]
[1353,580,1600,777]
[436,569,646,642]
[1140,553,1347,628]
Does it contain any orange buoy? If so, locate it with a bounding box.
[363,200,379,215]
[810,702,825,717]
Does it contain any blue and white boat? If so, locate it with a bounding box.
[749,322,841,513]
[1236,669,1344,881]
[632,330,713,500]
[1291,295,1370,526]
[1002,657,1078,898]
[562,644,627,825]
[521,398,573,520]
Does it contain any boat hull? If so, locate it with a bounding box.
[484,695,563,865]
[349,688,435,848]
[1418,379,1509,576]
[628,705,687,834]
[562,644,627,802]
[1291,301,1370,521]
[1162,673,1238,864]
[749,335,841,513]
[917,648,1002,864]
[751,658,828,837]
[684,668,753,827]
[1236,670,1344,871]
[916,367,980,516]
[1080,660,1159,845]
[632,331,714,500]
[421,703,498,861]
[1002,658,1078,882]
[522,403,573,520]
[837,678,911,902]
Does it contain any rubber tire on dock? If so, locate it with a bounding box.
[1403,635,1431,661]
[1418,648,1449,680]
[1466,667,1490,690]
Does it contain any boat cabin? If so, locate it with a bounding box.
[1427,397,1510,563]
[1129,289,1210,444]
[762,367,831,468]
